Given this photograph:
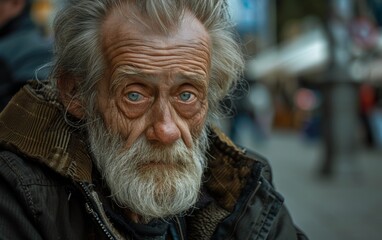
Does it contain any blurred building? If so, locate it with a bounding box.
[227,0,382,176]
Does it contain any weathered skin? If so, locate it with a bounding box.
[97,8,211,149]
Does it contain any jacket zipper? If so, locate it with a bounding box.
[227,162,264,240]
[227,180,262,240]
[79,182,117,240]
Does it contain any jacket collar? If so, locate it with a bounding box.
[0,81,260,211]
[0,81,93,182]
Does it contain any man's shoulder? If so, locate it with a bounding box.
[0,149,98,240]
[242,147,273,183]
[0,150,65,187]
[208,126,273,182]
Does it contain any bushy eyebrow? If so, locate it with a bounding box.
[110,67,208,92]
[175,73,208,90]
[110,67,145,92]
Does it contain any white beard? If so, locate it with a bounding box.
[87,118,208,220]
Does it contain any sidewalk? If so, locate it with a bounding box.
[240,130,382,240]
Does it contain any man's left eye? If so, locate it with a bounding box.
[179,92,194,102]
[127,92,142,101]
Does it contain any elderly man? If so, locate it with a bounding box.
[0,0,307,239]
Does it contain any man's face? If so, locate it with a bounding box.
[97,10,211,150]
[87,9,211,220]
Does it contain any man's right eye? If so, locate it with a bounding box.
[126,92,142,102]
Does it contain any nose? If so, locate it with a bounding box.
[146,106,181,145]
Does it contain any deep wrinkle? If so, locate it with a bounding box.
[111,70,208,96]
[104,41,211,78]
[98,8,211,148]
[115,74,206,118]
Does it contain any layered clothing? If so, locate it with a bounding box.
[0,82,307,239]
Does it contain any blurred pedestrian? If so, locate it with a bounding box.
[0,0,51,110]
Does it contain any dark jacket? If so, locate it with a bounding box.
[0,7,52,110]
[0,82,308,239]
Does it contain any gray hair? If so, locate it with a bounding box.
[51,0,244,121]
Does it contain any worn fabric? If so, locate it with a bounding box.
[0,81,308,239]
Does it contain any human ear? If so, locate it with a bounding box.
[57,77,85,119]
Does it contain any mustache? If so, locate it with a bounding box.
[87,117,208,219]
[129,138,193,163]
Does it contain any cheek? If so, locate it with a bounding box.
[98,98,136,134]
[117,97,151,119]
[99,100,122,132]
[180,100,208,136]
[173,94,208,118]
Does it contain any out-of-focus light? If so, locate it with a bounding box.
[350,60,368,81]
[279,35,328,75]
[294,88,319,111]
[246,29,329,79]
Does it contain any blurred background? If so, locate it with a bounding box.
[224,0,382,239]
[1,0,382,239]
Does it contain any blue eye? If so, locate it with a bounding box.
[127,92,142,101]
[179,92,192,102]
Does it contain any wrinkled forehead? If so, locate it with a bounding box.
[101,3,211,52]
